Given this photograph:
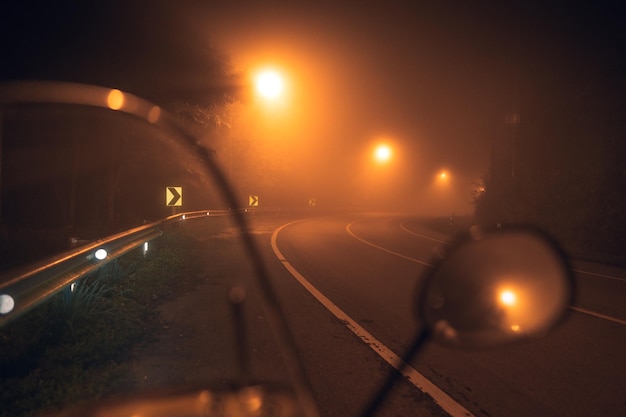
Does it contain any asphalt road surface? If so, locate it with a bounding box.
[135,212,626,417]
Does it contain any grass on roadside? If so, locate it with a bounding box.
[0,222,208,417]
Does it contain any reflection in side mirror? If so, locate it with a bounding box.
[419,227,574,349]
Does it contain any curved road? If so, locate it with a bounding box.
[260,212,626,417]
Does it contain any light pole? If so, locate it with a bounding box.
[226,68,286,196]
[367,143,394,207]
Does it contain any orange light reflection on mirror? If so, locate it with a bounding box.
[499,289,517,306]
[107,89,124,110]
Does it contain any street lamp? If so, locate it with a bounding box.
[374,144,392,164]
[225,67,288,197]
[255,69,284,100]
[365,143,395,208]
[437,170,450,184]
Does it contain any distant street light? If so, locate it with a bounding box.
[437,170,450,184]
[374,144,392,163]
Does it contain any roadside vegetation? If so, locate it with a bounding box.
[0,220,219,417]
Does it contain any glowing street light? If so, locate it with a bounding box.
[374,144,392,163]
[255,69,284,99]
[499,289,518,306]
[437,170,449,181]
[435,170,451,189]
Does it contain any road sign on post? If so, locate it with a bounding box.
[249,195,259,207]
[166,187,183,206]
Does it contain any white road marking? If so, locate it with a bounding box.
[398,222,626,285]
[569,307,626,326]
[272,220,474,417]
[346,222,434,267]
[396,220,626,326]
[399,222,450,244]
[572,269,626,282]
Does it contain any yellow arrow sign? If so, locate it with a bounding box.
[166,187,183,206]
[249,195,259,207]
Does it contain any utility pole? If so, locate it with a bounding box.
[505,113,521,181]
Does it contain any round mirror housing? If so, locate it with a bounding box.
[419,226,574,349]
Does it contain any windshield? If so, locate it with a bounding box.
[1,3,625,417]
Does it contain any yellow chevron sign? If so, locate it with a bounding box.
[166,187,182,206]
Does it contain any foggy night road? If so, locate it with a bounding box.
[266,213,626,417]
[2,3,625,416]
[138,213,626,417]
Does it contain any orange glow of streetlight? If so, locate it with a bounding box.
[106,89,124,110]
[374,144,392,163]
[435,170,451,186]
[255,69,284,99]
[499,289,518,306]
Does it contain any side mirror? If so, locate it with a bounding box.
[418,226,574,349]
[363,226,575,417]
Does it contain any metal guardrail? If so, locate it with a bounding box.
[0,210,230,327]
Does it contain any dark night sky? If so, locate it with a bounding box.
[1,1,624,212]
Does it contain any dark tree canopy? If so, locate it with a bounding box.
[0,1,239,106]
[473,2,626,264]
[475,11,625,263]
[0,2,243,267]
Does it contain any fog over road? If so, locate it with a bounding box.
[135,212,626,417]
